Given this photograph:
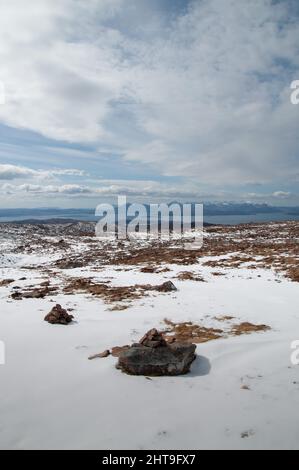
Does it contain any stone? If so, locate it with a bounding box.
[116,328,196,376]
[44,304,74,325]
[139,328,167,348]
[116,342,196,376]
[0,279,14,287]
[88,350,110,360]
[155,281,177,292]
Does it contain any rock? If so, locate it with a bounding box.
[116,328,196,376]
[55,257,84,269]
[155,281,177,292]
[139,328,167,348]
[88,350,110,360]
[0,279,14,287]
[111,345,130,357]
[44,304,74,325]
[11,291,22,299]
[117,342,196,376]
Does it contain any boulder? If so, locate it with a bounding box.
[156,281,177,292]
[116,329,196,376]
[44,304,74,325]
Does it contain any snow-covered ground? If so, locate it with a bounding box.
[0,222,298,449]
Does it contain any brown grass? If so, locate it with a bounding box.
[176,271,205,282]
[162,318,271,343]
[63,278,177,305]
[163,319,223,344]
[231,322,271,335]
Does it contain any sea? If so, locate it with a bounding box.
[0,208,299,225]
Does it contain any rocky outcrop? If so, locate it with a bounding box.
[116,329,196,376]
[44,304,74,325]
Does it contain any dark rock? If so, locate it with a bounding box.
[116,328,196,376]
[11,291,22,299]
[155,281,177,292]
[44,304,74,325]
[117,342,196,376]
[0,279,14,287]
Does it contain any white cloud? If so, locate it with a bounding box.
[272,190,291,199]
[1,182,92,195]
[0,0,298,190]
[1,178,297,206]
[0,164,86,180]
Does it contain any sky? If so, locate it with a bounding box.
[0,0,298,208]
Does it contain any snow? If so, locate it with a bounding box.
[0,248,299,450]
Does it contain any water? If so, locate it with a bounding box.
[0,208,299,225]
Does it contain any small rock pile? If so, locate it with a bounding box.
[139,328,167,348]
[44,304,74,325]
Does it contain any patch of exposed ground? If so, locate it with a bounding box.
[176,271,205,282]
[214,315,235,321]
[163,319,223,343]
[162,319,271,343]
[97,222,298,282]
[1,221,298,284]
[230,322,270,335]
[287,267,299,282]
[63,278,177,305]
[140,266,171,274]
[89,319,271,360]
[10,281,58,300]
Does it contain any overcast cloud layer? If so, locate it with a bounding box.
[0,0,298,206]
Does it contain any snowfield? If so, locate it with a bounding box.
[0,221,298,450]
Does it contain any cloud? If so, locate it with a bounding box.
[0,0,126,142]
[1,182,92,195]
[1,177,297,206]
[0,164,86,180]
[0,0,298,194]
[272,191,291,199]
[0,180,198,198]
